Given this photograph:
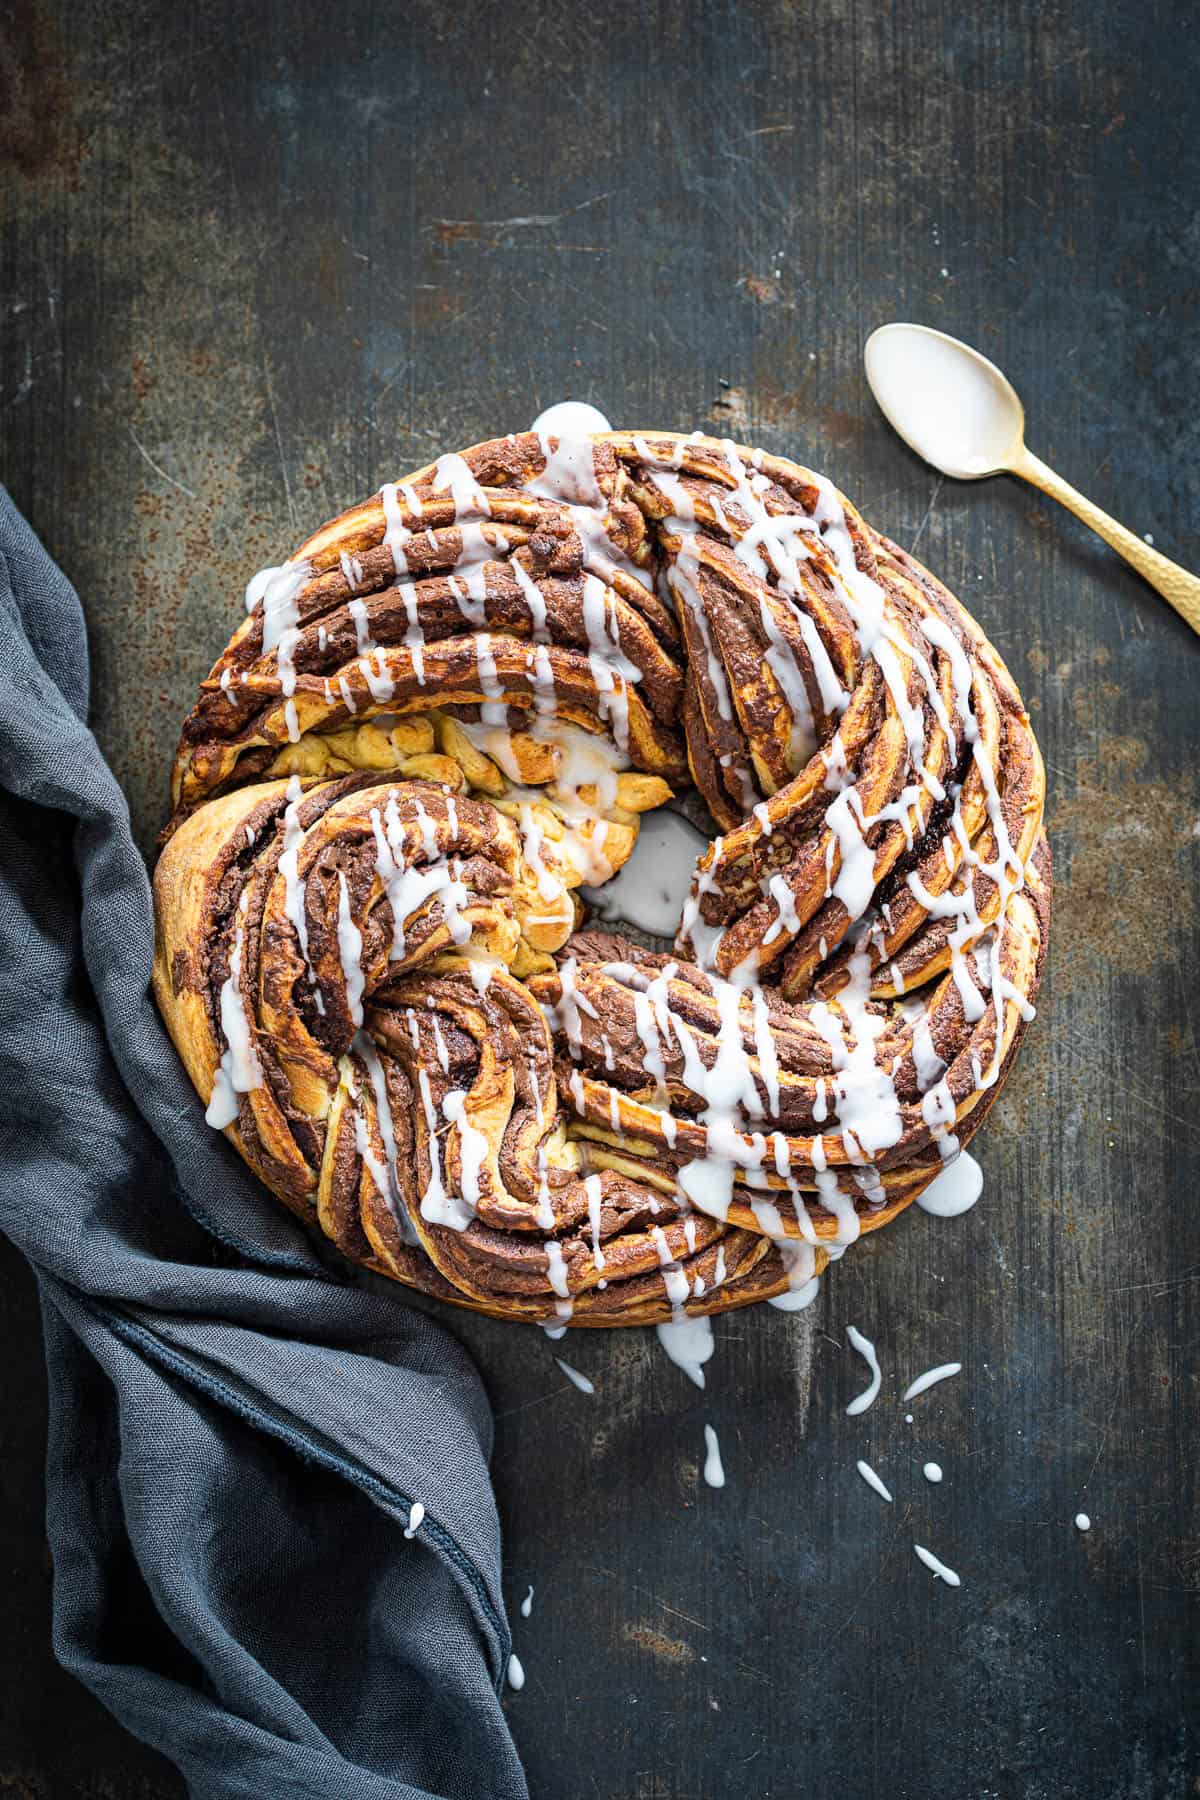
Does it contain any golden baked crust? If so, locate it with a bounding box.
[153,429,1051,1326]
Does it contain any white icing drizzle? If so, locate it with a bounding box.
[371,795,472,961]
[923,1462,943,1484]
[441,1089,488,1214]
[912,1016,946,1091]
[668,537,735,725]
[902,1361,962,1402]
[336,873,365,1027]
[582,1172,605,1271]
[656,437,1035,1299]
[396,579,426,683]
[467,956,499,997]
[278,777,317,993]
[430,1016,451,1074]
[245,561,313,746]
[530,400,612,438]
[703,1423,726,1489]
[520,1585,534,1617]
[554,1357,596,1395]
[913,1543,961,1587]
[582,808,708,938]
[1074,1513,1091,1532]
[353,1029,416,1243]
[664,438,854,785]
[403,1501,425,1539]
[206,903,262,1128]
[473,631,506,726]
[380,481,411,575]
[653,1233,691,1309]
[916,1151,983,1216]
[532,428,604,508]
[415,1061,473,1232]
[656,1312,715,1389]
[432,453,491,519]
[531,1143,554,1233]
[845,1325,882,1416]
[511,558,548,641]
[348,596,371,652]
[579,573,639,752]
[543,1239,570,1298]
[765,1243,822,1311]
[856,1459,893,1503]
[506,1653,526,1691]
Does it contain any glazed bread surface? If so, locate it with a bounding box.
[153,429,1050,1326]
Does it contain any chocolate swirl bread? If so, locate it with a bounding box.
[153,429,1050,1326]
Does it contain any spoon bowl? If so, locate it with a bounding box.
[862,320,1200,636]
[864,323,1026,479]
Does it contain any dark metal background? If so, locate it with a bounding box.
[1,2,1196,1795]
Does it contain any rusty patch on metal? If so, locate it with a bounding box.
[708,386,752,434]
[0,2,72,180]
[622,1621,695,1665]
[742,272,783,305]
[1047,733,1197,993]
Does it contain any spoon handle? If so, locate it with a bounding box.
[1012,446,1200,638]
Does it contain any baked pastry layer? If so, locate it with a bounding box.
[153,430,1051,1326]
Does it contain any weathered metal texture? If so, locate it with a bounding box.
[0,1,1196,1795]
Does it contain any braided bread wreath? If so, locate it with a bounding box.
[152,427,1051,1329]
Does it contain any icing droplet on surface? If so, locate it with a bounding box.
[903,1361,962,1402]
[554,1356,596,1395]
[520,1586,534,1618]
[923,1462,944,1484]
[917,1151,984,1217]
[506,1653,525,1691]
[656,1313,715,1390]
[403,1501,425,1539]
[856,1459,893,1503]
[913,1543,961,1587]
[703,1423,726,1488]
[1074,1513,1091,1532]
[529,400,613,436]
[845,1325,882,1416]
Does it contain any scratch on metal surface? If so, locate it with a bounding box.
[1107,1269,1200,1293]
[1084,1299,1156,1487]
[436,213,564,229]
[909,475,944,554]
[431,194,610,232]
[492,1387,574,1421]
[128,427,196,499]
[262,357,297,532]
[581,1564,711,1633]
[835,1502,916,1635]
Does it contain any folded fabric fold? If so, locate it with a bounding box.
[0,490,528,1800]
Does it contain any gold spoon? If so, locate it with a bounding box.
[864,322,1200,637]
